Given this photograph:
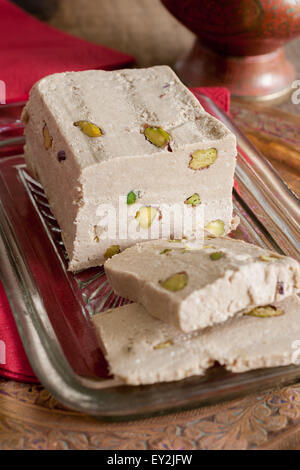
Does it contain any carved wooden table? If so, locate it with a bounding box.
[0,101,299,451]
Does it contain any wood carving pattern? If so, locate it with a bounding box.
[231,105,300,146]
[2,378,300,450]
[0,380,300,450]
[0,104,300,449]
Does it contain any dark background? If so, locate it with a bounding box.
[12,0,59,20]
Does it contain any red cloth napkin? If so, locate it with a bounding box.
[0,88,230,383]
[0,0,134,103]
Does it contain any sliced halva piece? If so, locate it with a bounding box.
[92,295,300,385]
[105,238,300,332]
[22,66,237,271]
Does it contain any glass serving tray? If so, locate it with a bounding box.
[0,94,299,421]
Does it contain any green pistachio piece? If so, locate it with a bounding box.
[104,245,120,260]
[260,254,281,262]
[160,248,172,255]
[74,120,102,137]
[154,340,173,350]
[205,220,225,237]
[136,206,157,229]
[22,109,30,124]
[189,148,217,170]
[160,272,188,292]
[185,193,201,206]
[210,251,224,261]
[127,190,137,205]
[144,127,170,148]
[244,305,284,318]
[43,124,53,150]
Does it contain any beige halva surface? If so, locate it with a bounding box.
[92,295,300,385]
[22,66,236,271]
[105,238,300,332]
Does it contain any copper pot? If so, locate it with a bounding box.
[161,0,300,99]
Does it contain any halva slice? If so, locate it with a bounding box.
[92,295,300,385]
[104,238,300,332]
[22,66,237,271]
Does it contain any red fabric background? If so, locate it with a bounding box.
[0,0,134,103]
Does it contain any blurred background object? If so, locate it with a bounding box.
[9,0,300,111]
[11,0,195,67]
[161,0,300,100]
